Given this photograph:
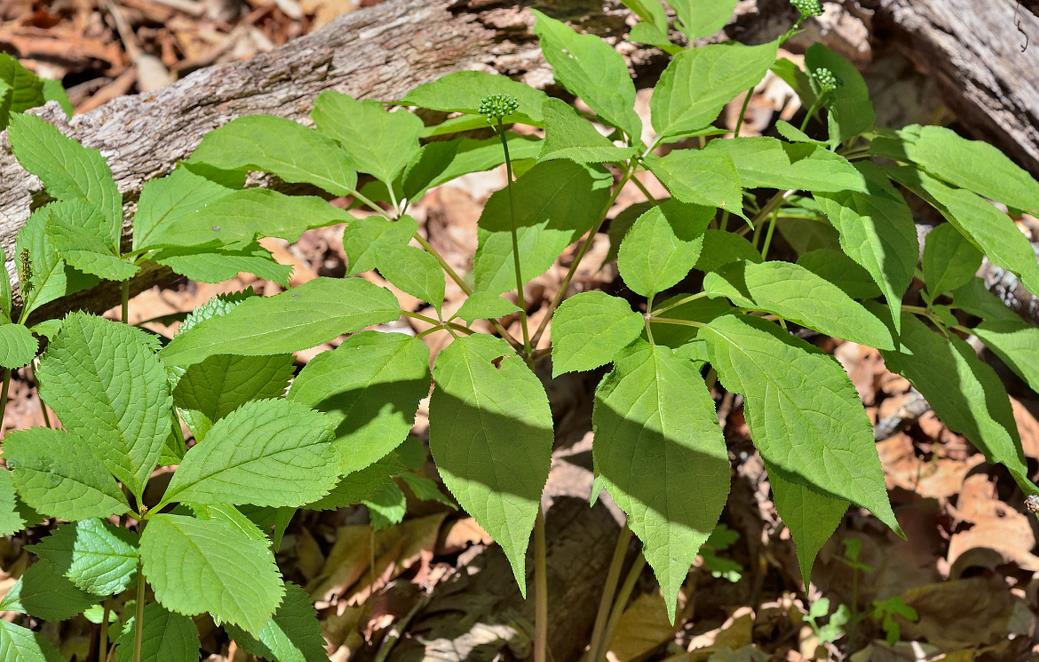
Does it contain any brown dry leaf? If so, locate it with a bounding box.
[946,473,1038,575]
[899,576,1035,649]
[1011,397,1039,460]
[605,590,679,661]
[876,433,983,499]
[685,607,755,662]
[438,516,492,555]
[300,0,360,27]
[308,524,372,605]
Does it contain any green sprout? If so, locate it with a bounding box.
[478,94,520,123]
[791,0,824,18]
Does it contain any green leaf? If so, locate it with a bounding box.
[37,312,172,498]
[645,151,743,216]
[974,319,1039,396]
[767,467,847,584]
[10,561,99,621]
[814,163,918,332]
[702,260,895,349]
[159,399,338,509]
[364,479,407,530]
[618,200,712,297]
[140,513,284,634]
[428,335,553,590]
[288,331,429,475]
[44,200,137,281]
[0,621,60,662]
[795,249,881,299]
[775,120,824,145]
[378,245,445,311]
[225,583,329,662]
[922,223,982,298]
[951,278,1020,322]
[651,40,777,142]
[701,314,899,532]
[473,160,611,294]
[889,166,1039,295]
[883,124,1039,216]
[0,470,24,536]
[593,341,729,621]
[403,135,542,200]
[132,166,232,251]
[139,188,350,251]
[705,137,866,193]
[670,0,739,39]
[174,353,294,440]
[693,230,761,273]
[159,277,400,368]
[4,427,129,521]
[304,455,402,511]
[454,291,520,323]
[531,9,641,139]
[188,115,357,196]
[312,91,423,185]
[28,519,137,596]
[0,323,37,369]
[804,44,874,143]
[116,603,200,662]
[342,215,418,276]
[551,291,644,377]
[0,54,44,112]
[41,79,73,117]
[539,98,637,164]
[647,297,731,351]
[620,0,667,31]
[879,311,1032,489]
[402,71,550,125]
[155,244,293,286]
[8,113,121,225]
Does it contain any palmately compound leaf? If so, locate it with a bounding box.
[140,513,284,634]
[889,166,1039,296]
[879,310,1033,491]
[0,323,38,369]
[402,71,550,125]
[403,135,543,199]
[428,335,553,591]
[288,331,429,475]
[225,583,329,662]
[645,150,744,216]
[115,602,200,662]
[37,312,172,499]
[4,428,129,521]
[922,223,982,299]
[550,291,644,377]
[13,560,100,621]
[131,166,233,251]
[7,113,122,226]
[766,466,847,584]
[454,291,521,323]
[0,621,62,662]
[883,124,1039,216]
[312,90,423,186]
[44,199,135,281]
[814,162,917,332]
[702,314,899,534]
[154,243,292,287]
[138,188,350,252]
[188,115,358,196]
[28,519,138,596]
[796,248,882,299]
[342,215,418,276]
[618,200,713,297]
[531,9,641,140]
[593,341,729,621]
[0,470,25,536]
[538,98,637,164]
[705,137,867,193]
[158,399,339,509]
[473,159,611,294]
[804,44,875,144]
[651,40,777,142]
[702,260,895,349]
[159,277,400,368]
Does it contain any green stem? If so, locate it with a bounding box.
[0,369,11,438]
[630,175,656,203]
[645,294,656,345]
[131,562,146,662]
[652,291,708,316]
[733,87,754,137]
[595,552,646,660]
[120,280,130,324]
[533,506,548,662]
[586,527,632,661]
[170,414,187,458]
[99,601,111,662]
[28,361,50,428]
[497,119,533,359]
[650,316,705,329]
[759,208,779,259]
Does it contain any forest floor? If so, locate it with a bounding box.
[2,1,1038,660]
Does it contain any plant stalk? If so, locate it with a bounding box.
[594,552,646,661]
[586,527,632,661]
[131,563,146,662]
[99,601,111,662]
[120,280,130,323]
[28,361,51,428]
[533,505,549,662]
[497,119,533,359]
[0,369,11,438]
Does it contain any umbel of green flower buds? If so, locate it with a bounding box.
[790,0,824,17]
[478,94,520,122]
[811,67,841,94]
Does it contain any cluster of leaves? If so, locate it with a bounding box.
[0,55,72,129]
[2,0,1039,657]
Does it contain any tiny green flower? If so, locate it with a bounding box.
[811,67,841,94]
[790,0,824,17]
[478,94,520,122]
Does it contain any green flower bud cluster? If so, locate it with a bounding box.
[811,67,841,94]
[478,94,520,122]
[790,0,824,17]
